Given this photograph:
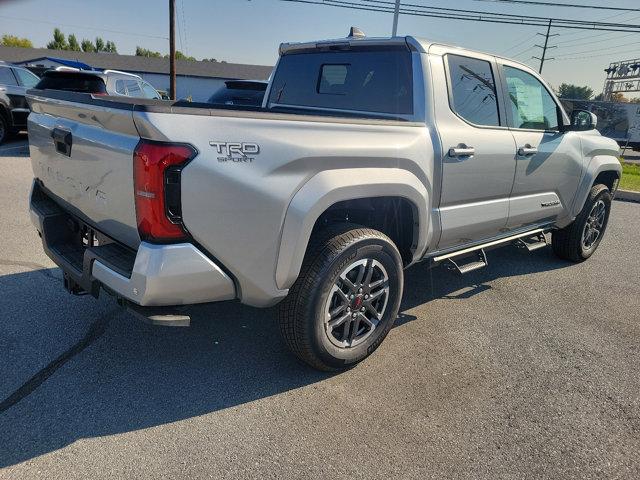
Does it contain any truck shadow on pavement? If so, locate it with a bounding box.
[0,244,570,467]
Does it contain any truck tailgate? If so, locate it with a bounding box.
[27,92,141,248]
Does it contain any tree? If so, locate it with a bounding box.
[1,34,33,48]
[46,28,68,50]
[67,34,80,51]
[94,37,105,52]
[105,41,117,53]
[81,39,95,52]
[557,83,593,100]
[136,46,163,58]
[611,92,629,103]
[174,50,196,62]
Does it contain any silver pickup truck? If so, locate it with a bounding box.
[27,32,621,370]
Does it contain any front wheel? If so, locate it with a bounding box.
[552,184,612,262]
[278,225,403,371]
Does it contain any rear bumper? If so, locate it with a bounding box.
[30,180,236,306]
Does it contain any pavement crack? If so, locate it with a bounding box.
[0,308,119,414]
[0,259,59,281]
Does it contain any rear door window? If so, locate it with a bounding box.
[13,68,39,88]
[115,79,126,95]
[141,82,160,99]
[0,67,18,86]
[124,79,142,97]
[446,54,500,127]
[268,48,413,115]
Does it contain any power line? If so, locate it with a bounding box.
[554,40,640,57]
[548,10,634,39]
[511,44,538,58]
[471,0,640,13]
[181,0,190,57]
[500,33,540,55]
[556,47,640,61]
[0,14,168,40]
[360,0,640,29]
[555,31,634,46]
[555,32,636,48]
[278,0,640,32]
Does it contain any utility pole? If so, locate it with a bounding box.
[533,19,558,74]
[392,0,401,36]
[169,0,176,100]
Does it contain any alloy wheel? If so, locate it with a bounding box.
[582,199,606,250]
[323,258,390,349]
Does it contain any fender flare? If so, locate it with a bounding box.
[275,168,430,290]
[570,156,622,218]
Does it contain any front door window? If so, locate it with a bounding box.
[504,66,559,131]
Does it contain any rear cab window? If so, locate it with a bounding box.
[268,46,413,117]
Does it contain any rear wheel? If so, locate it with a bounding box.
[552,184,612,262]
[0,115,7,145]
[278,225,403,371]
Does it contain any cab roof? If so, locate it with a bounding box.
[278,34,530,69]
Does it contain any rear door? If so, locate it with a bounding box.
[0,66,29,128]
[497,60,582,229]
[430,48,517,249]
[10,67,39,126]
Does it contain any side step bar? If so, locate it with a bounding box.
[434,228,547,275]
[515,232,548,252]
[447,249,488,274]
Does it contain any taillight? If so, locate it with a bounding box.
[133,139,196,243]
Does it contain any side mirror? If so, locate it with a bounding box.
[568,109,597,131]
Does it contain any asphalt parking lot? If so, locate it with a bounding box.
[1,135,639,479]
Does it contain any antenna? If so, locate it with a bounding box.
[348,27,366,39]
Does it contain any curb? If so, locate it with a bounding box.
[615,189,640,203]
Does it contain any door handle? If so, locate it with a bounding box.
[51,127,73,156]
[448,144,475,158]
[517,145,538,156]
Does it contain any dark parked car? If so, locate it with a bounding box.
[207,80,268,107]
[0,61,40,144]
[35,69,161,99]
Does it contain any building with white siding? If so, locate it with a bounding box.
[0,46,272,102]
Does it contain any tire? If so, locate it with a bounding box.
[0,115,7,145]
[552,184,612,262]
[278,224,404,371]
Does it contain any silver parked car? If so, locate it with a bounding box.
[27,31,621,371]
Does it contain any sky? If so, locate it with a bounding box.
[1,0,639,95]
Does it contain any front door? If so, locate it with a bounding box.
[499,62,582,229]
[434,52,517,249]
